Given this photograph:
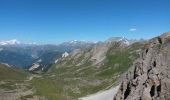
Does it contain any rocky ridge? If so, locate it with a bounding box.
[114,32,170,100]
[55,38,136,68]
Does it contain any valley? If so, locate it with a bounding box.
[1,32,170,100]
[0,37,146,100]
[0,0,169,99]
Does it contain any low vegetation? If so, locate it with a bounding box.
[29,42,145,100]
[0,42,146,100]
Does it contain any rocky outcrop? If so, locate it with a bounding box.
[90,42,113,65]
[114,32,170,100]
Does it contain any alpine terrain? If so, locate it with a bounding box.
[0,0,169,99]
[0,37,146,100]
[114,32,170,100]
[0,32,170,100]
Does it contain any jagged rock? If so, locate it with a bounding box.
[114,32,170,100]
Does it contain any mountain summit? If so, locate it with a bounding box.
[0,39,20,45]
[106,37,139,45]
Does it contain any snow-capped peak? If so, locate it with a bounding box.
[107,37,131,45]
[68,40,97,44]
[106,37,140,45]
[0,39,38,46]
[0,39,20,45]
[70,40,78,44]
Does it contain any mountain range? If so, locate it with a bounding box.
[0,36,146,100]
[0,37,134,73]
[0,39,96,72]
[0,33,170,100]
[0,39,21,45]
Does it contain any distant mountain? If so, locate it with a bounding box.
[52,38,145,71]
[46,38,146,99]
[0,38,141,73]
[0,40,95,73]
[1,33,170,100]
[106,37,139,45]
[0,39,20,45]
[59,40,96,51]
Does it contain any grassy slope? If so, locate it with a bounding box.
[0,64,27,80]
[0,64,30,93]
[30,42,146,100]
[97,42,146,76]
[0,42,146,100]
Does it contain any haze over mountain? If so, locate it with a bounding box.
[0,37,139,72]
[0,39,96,72]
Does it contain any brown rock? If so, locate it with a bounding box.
[114,32,170,100]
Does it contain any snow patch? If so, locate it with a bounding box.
[70,40,78,44]
[62,52,69,57]
[55,59,58,63]
[29,63,40,71]
[79,85,120,100]
[37,59,42,63]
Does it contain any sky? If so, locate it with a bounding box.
[0,0,170,44]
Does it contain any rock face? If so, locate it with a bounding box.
[90,42,113,65]
[114,32,170,100]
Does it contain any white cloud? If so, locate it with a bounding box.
[129,28,137,32]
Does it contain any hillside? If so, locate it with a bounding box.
[3,32,170,100]
[0,40,95,73]
[32,39,145,100]
[0,64,34,100]
[0,64,27,80]
[0,38,146,100]
[1,32,169,100]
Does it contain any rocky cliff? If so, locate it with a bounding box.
[114,32,170,100]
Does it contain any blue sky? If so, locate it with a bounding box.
[0,0,170,44]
